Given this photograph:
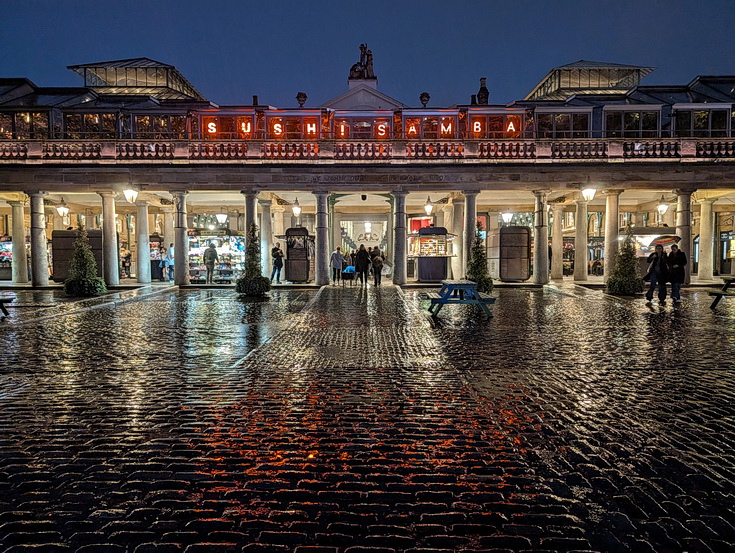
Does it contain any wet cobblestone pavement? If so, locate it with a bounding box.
[1,284,734,552]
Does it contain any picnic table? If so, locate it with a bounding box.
[424,279,495,318]
[708,276,735,308]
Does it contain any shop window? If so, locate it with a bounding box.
[675,110,730,137]
[470,116,486,138]
[537,114,553,138]
[100,114,115,138]
[623,112,640,136]
[693,111,709,136]
[505,115,522,138]
[285,118,301,139]
[422,117,438,139]
[606,111,658,138]
[269,117,284,138]
[572,113,589,138]
[712,110,728,137]
[154,115,170,139]
[219,116,236,139]
[64,114,82,139]
[351,119,372,139]
[675,111,691,137]
[0,114,11,139]
[335,119,349,138]
[202,116,218,139]
[134,115,152,138]
[554,114,570,138]
[15,113,30,139]
[236,116,253,139]
[641,111,658,137]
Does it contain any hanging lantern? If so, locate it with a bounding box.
[122,188,139,204]
[424,196,433,215]
[56,197,70,217]
[292,197,301,217]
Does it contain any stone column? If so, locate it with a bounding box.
[162,206,175,250]
[242,190,257,240]
[451,198,464,279]
[663,204,676,228]
[272,206,285,238]
[9,201,29,284]
[463,191,479,278]
[98,191,119,286]
[442,203,454,274]
[603,189,622,283]
[259,199,273,278]
[28,192,49,287]
[675,190,693,285]
[574,197,589,281]
[550,205,564,279]
[698,198,716,281]
[386,196,394,265]
[136,200,151,283]
[172,191,189,286]
[314,191,330,286]
[532,190,549,285]
[392,191,408,285]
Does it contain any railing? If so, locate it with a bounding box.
[480,141,535,159]
[334,142,391,160]
[0,138,733,163]
[407,142,464,159]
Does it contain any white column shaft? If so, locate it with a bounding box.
[574,199,589,281]
[392,192,408,284]
[698,199,715,281]
[259,200,273,278]
[10,202,29,284]
[550,205,564,279]
[314,192,330,286]
[29,192,49,287]
[173,191,189,286]
[463,191,479,278]
[136,202,151,283]
[532,191,549,284]
[603,190,621,283]
[99,192,119,286]
[676,191,693,284]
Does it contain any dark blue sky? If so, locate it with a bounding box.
[3,0,735,108]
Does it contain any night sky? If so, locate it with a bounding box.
[3,0,735,108]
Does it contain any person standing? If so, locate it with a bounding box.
[667,244,687,304]
[343,250,352,269]
[644,244,670,303]
[372,252,384,287]
[167,242,175,282]
[121,248,132,278]
[203,242,219,285]
[355,244,371,286]
[158,246,168,281]
[330,246,344,285]
[270,242,284,284]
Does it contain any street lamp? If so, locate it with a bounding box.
[501,212,513,225]
[291,197,301,217]
[122,188,138,204]
[581,188,596,202]
[56,197,69,217]
[424,196,433,215]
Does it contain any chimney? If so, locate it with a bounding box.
[252,95,259,106]
[471,94,477,105]
[477,77,489,105]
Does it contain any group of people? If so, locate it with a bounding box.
[330,244,384,286]
[157,243,175,282]
[644,244,687,304]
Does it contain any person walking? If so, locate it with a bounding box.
[644,244,670,303]
[343,251,352,269]
[270,242,284,284]
[330,246,344,285]
[667,244,687,304]
[203,243,219,285]
[121,248,132,278]
[355,244,371,286]
[163,248,174,282]
[372,252,384,287]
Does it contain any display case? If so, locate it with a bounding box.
[187,230,245,284]
[0,240,12,280]
[149,233,164,280]
[408,226,454,282]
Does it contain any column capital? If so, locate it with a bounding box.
[574,198,589,205]
[170,190,189,198]
[697,197,716,205]
[97,190,116,199]
[550,203,565,213]
[532,190,549,200]
[240,189,258,197]
[602,188,623,197]
[462,190,481,197]
[27,191,47,198]
[312,190,330,198]
[390,190,408,198]
[135,199,149,207]
[7,200,26,207]
[258,198,272,207]
[674,188,694,196]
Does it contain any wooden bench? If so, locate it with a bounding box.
[425,279,495,318]
[709,277,735,308]
[0,297,14,318]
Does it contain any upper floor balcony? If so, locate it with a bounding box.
[0,138,733,164]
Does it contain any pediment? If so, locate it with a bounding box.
[320,83,406,110]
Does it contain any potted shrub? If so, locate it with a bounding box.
[466,220,493,293]
[235,222,271,297]
[64,224,107,297]
[606,223,644,296]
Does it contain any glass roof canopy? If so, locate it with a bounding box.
[525,60,655,101]
[68,57,206,101]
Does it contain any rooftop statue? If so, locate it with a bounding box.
[349,43,377,80]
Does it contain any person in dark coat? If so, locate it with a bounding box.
[667,244,687,303]
[645,244,670,303]
[354,244,371,286]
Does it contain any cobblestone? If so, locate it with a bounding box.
[1,285,735,551]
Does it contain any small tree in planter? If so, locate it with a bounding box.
[64,224,107,297]
[606,223,644,296]
[236,222,271,297]
[466,220,493,293]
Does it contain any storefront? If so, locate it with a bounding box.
[187,229,245,284]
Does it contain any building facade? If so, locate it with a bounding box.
[1,52,734,287]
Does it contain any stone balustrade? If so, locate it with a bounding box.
[0,138,733,163]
